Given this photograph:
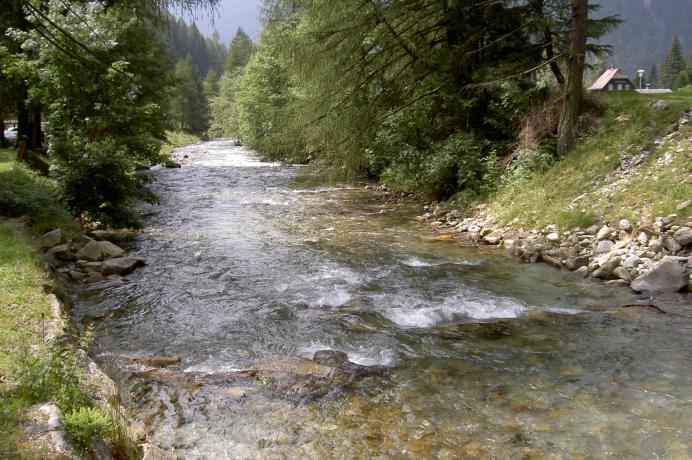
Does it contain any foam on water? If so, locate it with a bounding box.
[378,291,528,328]
[300,342,396,366]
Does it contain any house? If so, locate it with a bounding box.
[588,68,635,91]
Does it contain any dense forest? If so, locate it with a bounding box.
[208,0,619,200]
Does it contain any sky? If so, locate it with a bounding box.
[178,0,263,45]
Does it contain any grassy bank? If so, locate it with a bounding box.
[490,90,692,229]
[0,154,139,458]
[160,131,200,159]
[0,220,54,458]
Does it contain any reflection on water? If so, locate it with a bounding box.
[74,140,692,458]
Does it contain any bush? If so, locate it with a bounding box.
[0,165,75,234]
[374,131,498,199]
[63,407,116,447]
[501,146,555,189]
[52,137,158,229]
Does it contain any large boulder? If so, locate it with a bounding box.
[47,244,72,261]
[673,227,692,246]
[630,261,688,294]
[77,240,125,261]
[40,229,62,249]
[100,257,145,276]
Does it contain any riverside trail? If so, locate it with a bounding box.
[73,140,692,458]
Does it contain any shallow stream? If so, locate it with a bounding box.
[74,141,692,458]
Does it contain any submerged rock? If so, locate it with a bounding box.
[129,355,181,368]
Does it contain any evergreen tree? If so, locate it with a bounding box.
[202,69,219,100]
[172,56,208,135]
[225,28,255,73]
[660,34,684,88]
[648,64,658,88]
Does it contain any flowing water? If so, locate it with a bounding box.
[73,141,692,459]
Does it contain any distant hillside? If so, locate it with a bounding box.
[594,0,692,82]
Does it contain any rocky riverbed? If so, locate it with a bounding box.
[416,204,692,297]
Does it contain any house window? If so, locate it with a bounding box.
[608,83,614,91]
[618,83,623,90]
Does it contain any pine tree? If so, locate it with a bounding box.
[225,28,255,73]
[660,34,684,88]
[648,64,658,88]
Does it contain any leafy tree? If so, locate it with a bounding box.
[660,34,684,88]
[208,69,243,137]
[9,0,171,227]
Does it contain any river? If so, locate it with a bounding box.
[73,140,692,458]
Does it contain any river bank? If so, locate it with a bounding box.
[415,203,691,302]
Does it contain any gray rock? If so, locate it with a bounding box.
[84,272,104,284]
[618,219,632,232]
[40,229,63,249]
[630,261,688,293]
[622,255,642,269]
[98,241,126,259]
[650,99,670,110]
[47,244,72,261]
[584,224,601,235]
[483,233,501,245]
[596,240,614,254]
[673,226,692,246]
[69,271,88,281]
[77,240,125,261]
[546,232,560,243]
[77,241,104,261]
[100,257,145,276]
[592,256,621,280]
[596,226,612,241]
[613,266,631,282]
[163,160,181,168]
[663,236,682,253]
[648,238,662,252]
[574,266,589,277]
[637,232,649,245]
[565,256,590,271]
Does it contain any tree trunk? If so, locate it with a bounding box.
[557,0,588,157]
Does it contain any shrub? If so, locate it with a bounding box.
[63,406,116,447]
[501,146,555,189]
[0,164,75,234]
[52,137,158,229]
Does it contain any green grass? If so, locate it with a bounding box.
[160,131,200,158]
[0,220,53,458]
[0,147,16,173]
[0,164,78,235]
[491,90,692,229]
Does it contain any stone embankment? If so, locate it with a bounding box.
[417,205,691,295]
[39,228,144,283]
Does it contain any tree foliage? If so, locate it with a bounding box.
[661,34,684,89]
[7,0,172,227]
[214,0,617,198]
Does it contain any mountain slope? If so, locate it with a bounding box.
[595,0,692,81]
